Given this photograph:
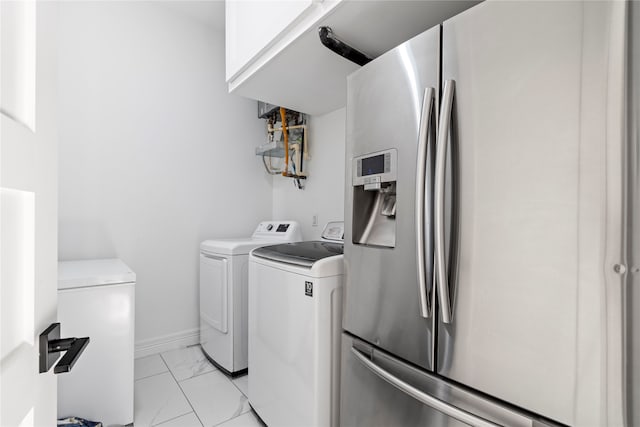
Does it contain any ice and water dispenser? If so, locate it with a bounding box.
[351,149,397,248]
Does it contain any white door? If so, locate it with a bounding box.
[1,1,59,426]
[199,254,229,334]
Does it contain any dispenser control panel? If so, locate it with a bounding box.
[359,152,390,176]
[352,149,397,187]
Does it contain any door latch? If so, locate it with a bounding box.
[39,323,90,374]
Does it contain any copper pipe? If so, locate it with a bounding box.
[280,107,289,176]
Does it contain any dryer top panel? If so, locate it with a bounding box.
[58,258,136,290]
[201,238,290,256]
[200,220,303,256]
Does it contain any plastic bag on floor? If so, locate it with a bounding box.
[57,417,103,427]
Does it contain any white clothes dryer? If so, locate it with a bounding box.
[199,221,302,376]
[248,222,344,427]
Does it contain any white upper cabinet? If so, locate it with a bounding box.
[226,0,328,81]
[226,0,479,115]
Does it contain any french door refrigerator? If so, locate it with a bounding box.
[341,1,636,426]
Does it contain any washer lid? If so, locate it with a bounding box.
[251,241,344,268]
[58,258,136,290]
[200,238,285,256]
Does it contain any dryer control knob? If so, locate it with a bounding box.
[266,224,274,231]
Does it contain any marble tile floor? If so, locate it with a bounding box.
[134,345,263,427]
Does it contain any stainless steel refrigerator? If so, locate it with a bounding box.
[341,1,638,426]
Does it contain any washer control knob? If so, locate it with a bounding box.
[266,224,274,231]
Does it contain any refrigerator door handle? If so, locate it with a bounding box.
[351,346,499,427]
[434,79,455,324]
[415,87,436,318]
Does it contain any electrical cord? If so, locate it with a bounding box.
[289,150,305,190]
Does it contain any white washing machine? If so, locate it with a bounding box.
[57,258,135,427]
[199,221,302,376]
[248,222,344,427]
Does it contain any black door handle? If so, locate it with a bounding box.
[52,337,90,373]
[39,323,90,374]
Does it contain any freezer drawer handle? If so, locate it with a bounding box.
[434,79,455,324]
[351,347,499,427]
[39,323,90,374]
[415,87,436,318]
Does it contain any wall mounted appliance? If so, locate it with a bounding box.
[342,1,636,426]
[199,221,302,376]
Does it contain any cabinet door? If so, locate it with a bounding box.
[225,0,313,80]
[200,254,229,334]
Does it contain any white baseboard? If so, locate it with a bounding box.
[135,328,200,359]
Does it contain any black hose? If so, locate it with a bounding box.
[318,26,372,66]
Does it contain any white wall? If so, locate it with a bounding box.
[272,108,346,239]
[57,2,272,351]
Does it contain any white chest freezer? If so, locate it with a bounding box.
[57,259,135,427]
